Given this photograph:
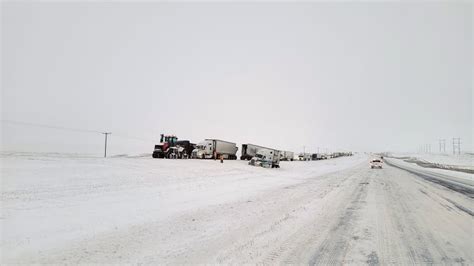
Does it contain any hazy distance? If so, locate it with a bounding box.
[2,2,472,155]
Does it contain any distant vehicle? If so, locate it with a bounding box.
[370,159,383,169]
[311,153,323,160]
[298,153,312,161]
[192,139,238,159]
[249,148,280,168]
[280,151,294,161]
[152,134,195,159]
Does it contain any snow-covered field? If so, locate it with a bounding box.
[1,152,472,264]
[391,152,473,172]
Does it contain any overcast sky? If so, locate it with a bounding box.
[1,2,472,155]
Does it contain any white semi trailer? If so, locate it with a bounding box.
[241,144,272,160]
[192,139,238,159]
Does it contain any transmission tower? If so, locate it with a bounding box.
[452,138,461,155]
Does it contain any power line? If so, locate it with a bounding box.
[111,134,155,143]
[1,119,155,142]
[1,119,102,134]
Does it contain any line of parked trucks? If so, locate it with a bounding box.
[297,151,353,161]
[152,134,352,168]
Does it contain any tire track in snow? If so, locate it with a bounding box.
[212,164,369,264]
[308,171,371,264]
[374,164,469,264]
[260,167,370,265]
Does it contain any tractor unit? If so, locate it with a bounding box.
[152,134,195,159]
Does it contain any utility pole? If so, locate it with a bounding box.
[102,132,111,158]
[317,147,320,154]
[303,146,306,154]
[452,137,461,155]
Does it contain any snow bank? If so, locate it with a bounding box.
[385,157,473,185]
[391,152,473,169]
[389,153,473,176]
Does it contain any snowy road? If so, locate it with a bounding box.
[1,154,472,264]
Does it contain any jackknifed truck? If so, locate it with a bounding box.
[241,144,270,160]
[248,148,281,168]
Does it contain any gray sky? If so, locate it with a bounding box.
[2,2,472,155]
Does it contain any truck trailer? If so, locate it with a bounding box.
[311,153,323,160]
[241,144,273,160]
[192,139,238,159]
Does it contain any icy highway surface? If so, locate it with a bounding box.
[1,153,473,264]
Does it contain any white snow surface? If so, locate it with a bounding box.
[1,152,366,262]
[2,152,472,264]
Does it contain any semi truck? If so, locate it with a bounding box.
[280,151,294,161]
[298,153,312,161]
[311,153,323,160]
[248,148,280,168]
[323,154,331,159]
[192,139,238,159]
